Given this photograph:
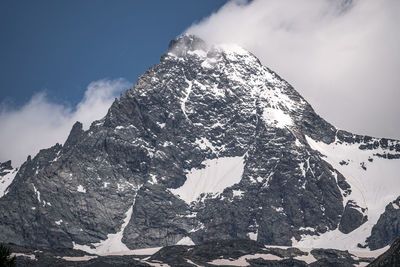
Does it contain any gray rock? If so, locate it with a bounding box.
[367,196,400,250]
[368,236,400,267]
[339,200,368,234]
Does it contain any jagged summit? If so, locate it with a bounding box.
[167,34,252,58]
[167,34,208,57]
[0,36,399,256]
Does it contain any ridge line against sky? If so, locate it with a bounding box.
[0,0,399,166]
[186,0,400,140]
[0,0,228,166]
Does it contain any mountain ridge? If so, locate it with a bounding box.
[0,35,399,255]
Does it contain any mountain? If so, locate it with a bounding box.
[0,35,399,256]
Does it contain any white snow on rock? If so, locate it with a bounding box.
[181,79,193,120]
[298,162,306,177]
[156,122,166,129]
[96,247,162,257]
[247,220,259,241]
[77,185,86,193]
[11,253,37,261]
[262,107,293,129]
[74,186,142,255]
[208,253,282,266]
[59,255,98,262]
[247,231,258,241]
[232,189,244,198]
[293,248,317,264]
[195,137,216,153]
[170,156,245,204]
[0,168,17,197]
[32,184,41,202]
[176,236,195,246]
[293,136,400,250]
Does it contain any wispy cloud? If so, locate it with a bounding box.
[187,0,400,139]
[0,78,130,166]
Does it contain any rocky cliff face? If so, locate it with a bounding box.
[0,35,399,253]
[368,197,400,250]
[0,160,17,197]
[368,236,400,267]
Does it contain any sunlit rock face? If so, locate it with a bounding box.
[0,35,399,253]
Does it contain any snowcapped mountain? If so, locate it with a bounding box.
[0,35,399,257]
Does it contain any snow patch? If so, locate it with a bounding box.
[293,136,400,250]
[176,236,195,246]
[149,174,158,185]
[59,255,98,262]
[295,139,303,147]
[32,184,41,202]
[181,79,193,120]
[170,156,245,204]
[262,107,293,128]
[273,206,284,213]
[195,137,216,153]
[294,249,317,264]
[299,227,316,232]
[157,122,166,129]
[298,162,306,177]
[208,253,282,266]
[232,189,244,198]
[247,231,258,241]
[11,253,37,261]
[77,185,86,193]
[0,168,17,197]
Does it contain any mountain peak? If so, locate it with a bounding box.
[167,34,207,57]
[167,34,254,59]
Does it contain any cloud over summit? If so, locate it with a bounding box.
[187,0,400,139]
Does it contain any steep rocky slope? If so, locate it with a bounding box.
[0,35,399,255]
[368,236,400,267]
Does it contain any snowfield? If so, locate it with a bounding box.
[170,156,245,204]
[293,135,400,251]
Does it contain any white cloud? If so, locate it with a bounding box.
[187,0,400,139]
[0,78,130,167]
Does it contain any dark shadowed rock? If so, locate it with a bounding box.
[368,236,400,267]
[339,200,368,234]
[367,196,400,250]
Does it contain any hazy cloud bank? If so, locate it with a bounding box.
[187,0,400,139]
[0,79,130,166]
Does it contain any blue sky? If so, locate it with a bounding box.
[0,0,227,107]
